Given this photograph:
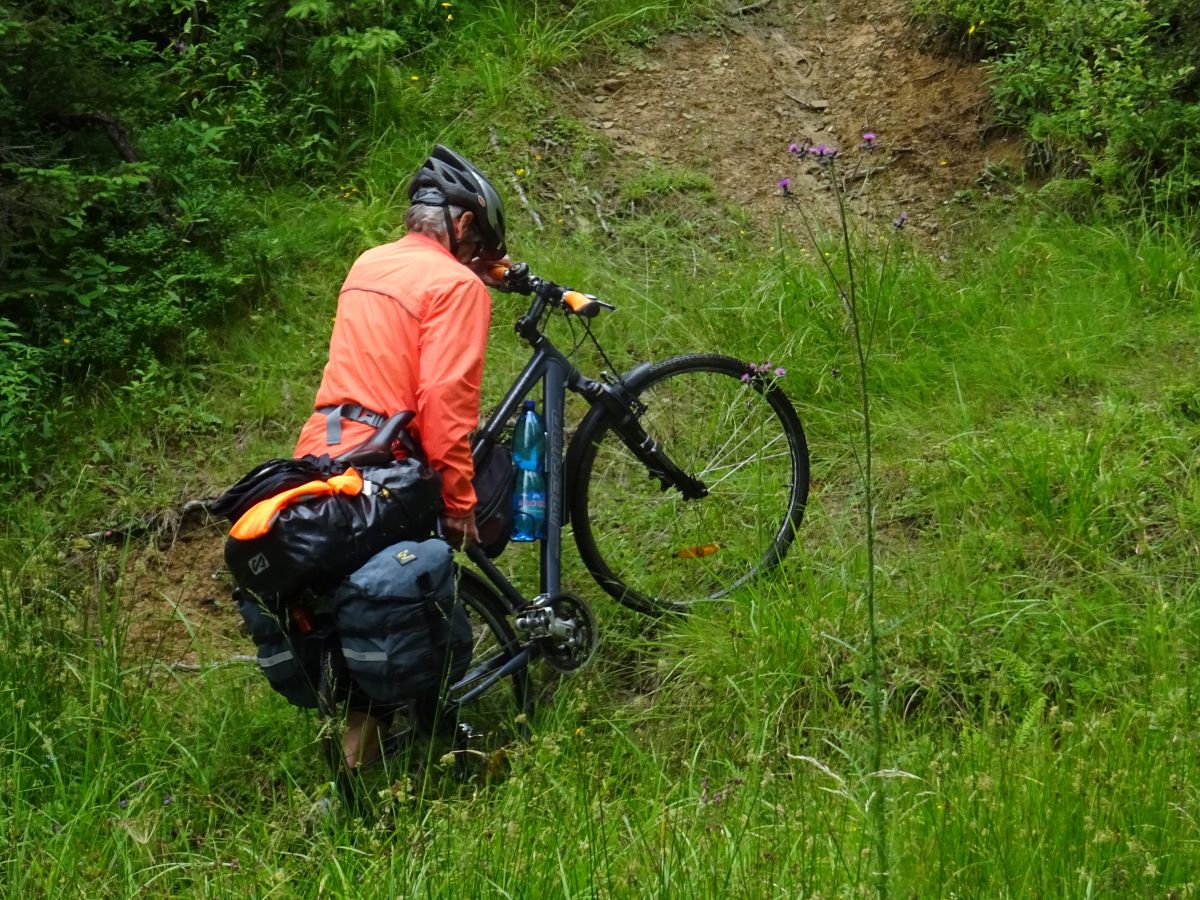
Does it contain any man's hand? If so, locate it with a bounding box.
[470,254,513,290]
[440,511,480,550]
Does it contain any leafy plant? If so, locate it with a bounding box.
[914,0,1200,208]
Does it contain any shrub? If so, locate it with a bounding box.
[913,0,1200,208]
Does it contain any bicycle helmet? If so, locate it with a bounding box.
[408,145,507,259]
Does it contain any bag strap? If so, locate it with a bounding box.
[317,403,388,445]
[416,571,451,643]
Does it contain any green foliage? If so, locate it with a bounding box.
[913,0,1200,207]
[0,0,464,475]
[0,319,48,475]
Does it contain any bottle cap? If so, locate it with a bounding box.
[523,399,535,410]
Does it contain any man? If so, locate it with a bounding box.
[293,145,509,768]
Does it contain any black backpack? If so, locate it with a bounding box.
[471,442,515,558]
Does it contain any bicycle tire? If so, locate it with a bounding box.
[569,353,809,614]
[442,571,532,781]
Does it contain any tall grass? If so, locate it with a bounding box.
[3,206,1198,895]
[2,0,1199,894]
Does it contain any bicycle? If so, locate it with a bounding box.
[315,260,810,789]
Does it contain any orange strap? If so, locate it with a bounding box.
[230,469,364,540]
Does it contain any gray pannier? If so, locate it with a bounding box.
[234,589,323,708]
[331,539,472,704]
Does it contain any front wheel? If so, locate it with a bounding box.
[569,354,809,614]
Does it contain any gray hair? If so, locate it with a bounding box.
[405,203,481,243]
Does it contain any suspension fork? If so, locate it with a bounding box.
[568,367,709,501]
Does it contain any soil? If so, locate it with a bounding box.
[559,0,1021,238]
[104,508,246,668]
[114,0,1015,666]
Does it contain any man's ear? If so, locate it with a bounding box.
[455,209,476,238]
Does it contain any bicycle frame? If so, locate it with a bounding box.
[448,267,717,706]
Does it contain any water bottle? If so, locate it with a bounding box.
[512,399,545,471]
[511,400,546,541]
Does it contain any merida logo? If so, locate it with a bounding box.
[249,553,271,575]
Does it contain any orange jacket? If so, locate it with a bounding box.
[293,232,492,517]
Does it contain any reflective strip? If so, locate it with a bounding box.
[341,648,389,663]
[258,649,296,669]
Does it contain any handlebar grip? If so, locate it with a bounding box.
[563,290,601,318]
[488,263,510,283]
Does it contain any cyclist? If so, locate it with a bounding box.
[293,145,510,768]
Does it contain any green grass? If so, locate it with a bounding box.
[3,0,1200,895]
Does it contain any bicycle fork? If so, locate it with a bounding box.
[575,368,709,501]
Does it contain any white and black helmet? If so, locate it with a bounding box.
[408,145,507,258]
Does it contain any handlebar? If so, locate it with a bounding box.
[488,262,616,320]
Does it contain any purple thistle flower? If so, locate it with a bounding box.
[788,141,799,154]
[893,211,909,230]
[807,144,839,164]
[774,367,786,377]
[740,373,751,383]
[777,177,791,193]
[862,132,876,143]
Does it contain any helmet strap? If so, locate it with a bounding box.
[442,205,459,258]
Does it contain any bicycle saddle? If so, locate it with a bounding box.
[335,410,421,466]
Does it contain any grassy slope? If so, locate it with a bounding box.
[2,5,1199,898]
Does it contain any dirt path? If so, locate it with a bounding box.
[561,0,1018,237]
[115,0,1015,665]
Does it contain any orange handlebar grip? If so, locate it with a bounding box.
[563,290,600,317]
[488,263,510,282]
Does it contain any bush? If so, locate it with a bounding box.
[0,0,457,472]
[913,0,1200,208]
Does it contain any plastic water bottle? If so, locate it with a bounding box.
[512,400,546,541]
[512,399,545,471]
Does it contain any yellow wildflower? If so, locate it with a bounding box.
[62,338,71,344]
[515,167,525,176]
[410,74,420,81]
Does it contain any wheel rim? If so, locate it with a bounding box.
[577,361,807,611]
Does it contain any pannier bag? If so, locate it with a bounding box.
[331,539,472,705]
[234,588,323,708]
[471,442,515,559]
[223,460,442,606]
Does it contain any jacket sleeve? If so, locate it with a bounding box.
[416,275,492,516]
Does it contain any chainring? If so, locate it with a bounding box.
[538,592,597,673]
